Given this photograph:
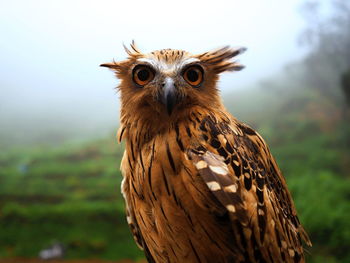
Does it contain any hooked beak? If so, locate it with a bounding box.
[161,77,178,115]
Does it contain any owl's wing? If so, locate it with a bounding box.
[187,115,311,262]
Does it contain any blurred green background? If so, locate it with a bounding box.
[1,0,349,262]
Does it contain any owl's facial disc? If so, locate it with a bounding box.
[135,57,204,115]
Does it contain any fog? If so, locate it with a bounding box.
[0,0,308,147]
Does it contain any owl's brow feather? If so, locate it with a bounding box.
[135,57,200,73]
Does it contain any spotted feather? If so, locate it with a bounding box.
[190,114,311,262]
[187,149,248,225]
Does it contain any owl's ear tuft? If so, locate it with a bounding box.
[100,62,118,69]
[197,46,246,73]
[123,40,142,58]
[100,59,122,70]
[100,59,129,75]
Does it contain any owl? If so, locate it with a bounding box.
[101,42,311,263]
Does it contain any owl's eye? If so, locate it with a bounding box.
[183,65,203,87]
[133,65,155,86]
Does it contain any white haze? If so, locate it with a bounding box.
[0,0,308,147]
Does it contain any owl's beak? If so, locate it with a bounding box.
[161,77,178,115]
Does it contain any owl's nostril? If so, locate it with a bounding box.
[162,81,176,88]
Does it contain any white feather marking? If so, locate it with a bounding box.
[121,178,127,198]
[195,160,208,169]
[181,57,200,65]
[137,58,156,65]
[184,153,190,161]
[233,160,240,166]
[288,249,295,257]
[206,181,221,191]
[217,134,227,144]
[136,57,200,74]
[226,204,236,213]
[224,184,237,193]
[209,165,228,175]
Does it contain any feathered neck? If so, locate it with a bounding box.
[117,104,230,146]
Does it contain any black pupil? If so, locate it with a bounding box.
[137,69,149,81]
[187,69,199,83]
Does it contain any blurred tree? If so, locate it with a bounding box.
[299,0,350,108]
[341,69,350,107]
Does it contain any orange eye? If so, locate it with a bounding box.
[183,65,203,87]
[132,65,155,86]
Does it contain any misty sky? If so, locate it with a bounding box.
[0,0,310,144]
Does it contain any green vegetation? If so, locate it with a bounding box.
[0,140,143,261]
[264,103,349,263]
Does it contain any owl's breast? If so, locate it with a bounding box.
[120,128,242,263]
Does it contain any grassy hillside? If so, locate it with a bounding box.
[0,139,143,261]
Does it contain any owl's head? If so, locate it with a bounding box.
[101,42,245,124]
